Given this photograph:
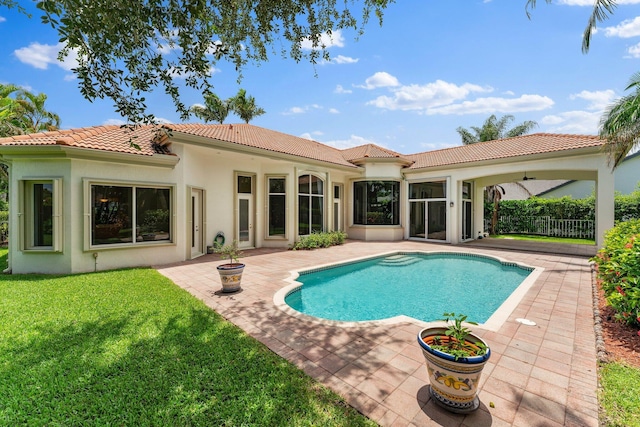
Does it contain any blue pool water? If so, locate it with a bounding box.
[285,253,533,323]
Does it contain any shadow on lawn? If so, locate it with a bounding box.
[0,272,373,426]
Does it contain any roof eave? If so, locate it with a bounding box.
[170,131,363,172]
[405,145,605,172]
[349,156,414,167]
[0,145,180,168]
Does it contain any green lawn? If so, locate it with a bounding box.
[600,362,640,427]
[0,250,374,426]
[491,233,595,245]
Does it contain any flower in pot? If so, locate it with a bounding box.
[214,240,245,293]
[417,312,491,414]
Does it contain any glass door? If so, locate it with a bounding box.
[190,188,203,258]
[408,181,448,241]
[237,175,254,249]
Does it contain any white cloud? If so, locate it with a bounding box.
[334,84,352,94]
[328,108,339,114]
[358,72,401,90]
[0,16,6,23]
[103,118,127,126]
[299,131,324,140]
[602,16,640,38]
[282,105,322,115]
[285,107,306,115]
[321,134,378,149]
[540,110,601,134]
[628,42,640,57]
[301,30,345,50]
[569,89,616,110]
[331,55,358,64]
[420,141,460,151]
[14,42,78,71]
[367,80,492,111]
[426,94,554,115]
[103,117,172,125]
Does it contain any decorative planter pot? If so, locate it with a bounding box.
[216,263,245,292]
[417,327,491,414]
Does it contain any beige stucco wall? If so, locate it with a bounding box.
[4,136,616,274]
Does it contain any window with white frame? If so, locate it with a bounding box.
[267,177,286,237]
[298,174,323,235]
[20,178,63,251]
[90,183,173,246]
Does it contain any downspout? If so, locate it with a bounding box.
[2,160,11,274]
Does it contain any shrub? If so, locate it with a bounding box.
[291,231,347,250]
[486,189,640,224]
[592,219,640,327]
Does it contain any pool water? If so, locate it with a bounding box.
[284,253,533,324]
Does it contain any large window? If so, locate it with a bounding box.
[268,177,286,237]
[90,183,172,246]
[298,174,323,235]
[21,179,62,251]
[353,181,400,225]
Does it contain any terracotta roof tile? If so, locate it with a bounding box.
[0,126,166,156]
[341,144,407,161]
[165,123,357,168]
[0,126,607,170]
[405,133,606,169]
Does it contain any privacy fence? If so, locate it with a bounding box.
[485,216,595,239]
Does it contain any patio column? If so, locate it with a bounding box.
[473,181,485,240]
[595,165,615,247]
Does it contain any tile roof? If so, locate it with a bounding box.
[0,126,607,171]
[404,133,606,169]
[164,123,357,168]
[0,125,164,156]
[341,143,406,161]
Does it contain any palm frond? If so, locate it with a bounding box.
[582,0,617,53]
[455,127,478,145]
[600,90,640,167]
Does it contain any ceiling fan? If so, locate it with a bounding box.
[522,172,536,181]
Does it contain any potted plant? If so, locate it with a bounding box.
[214,240,245,293]
[417,312,491,414]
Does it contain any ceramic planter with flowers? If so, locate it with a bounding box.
[214,240,244,293]
[417,313,491,413]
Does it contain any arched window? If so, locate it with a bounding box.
[298,174,324,235]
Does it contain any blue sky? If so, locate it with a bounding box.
[2,1,640,155]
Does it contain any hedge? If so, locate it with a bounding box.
[485,189,640,222]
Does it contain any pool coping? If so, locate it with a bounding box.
[273,250,543,332]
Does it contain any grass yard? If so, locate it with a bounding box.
[0,250,374,426]
[600,362,640,427]
[491,233,595,245]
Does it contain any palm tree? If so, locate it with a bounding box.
[526,0,616,53]
[14,91,60,133]
[456,114,538,145]
[0,83,25,137]
[230,89,265,124]
[599,72,640,167]
[456,114,538,234]
[190,93,230,124]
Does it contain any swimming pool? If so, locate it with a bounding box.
[277,252,541,328]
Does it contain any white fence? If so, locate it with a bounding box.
[485,216,595,239]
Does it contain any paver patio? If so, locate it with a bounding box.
[156,240,598,427]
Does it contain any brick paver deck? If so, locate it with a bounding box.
[155,241,598,427]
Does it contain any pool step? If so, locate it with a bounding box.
[380,255,421,267]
